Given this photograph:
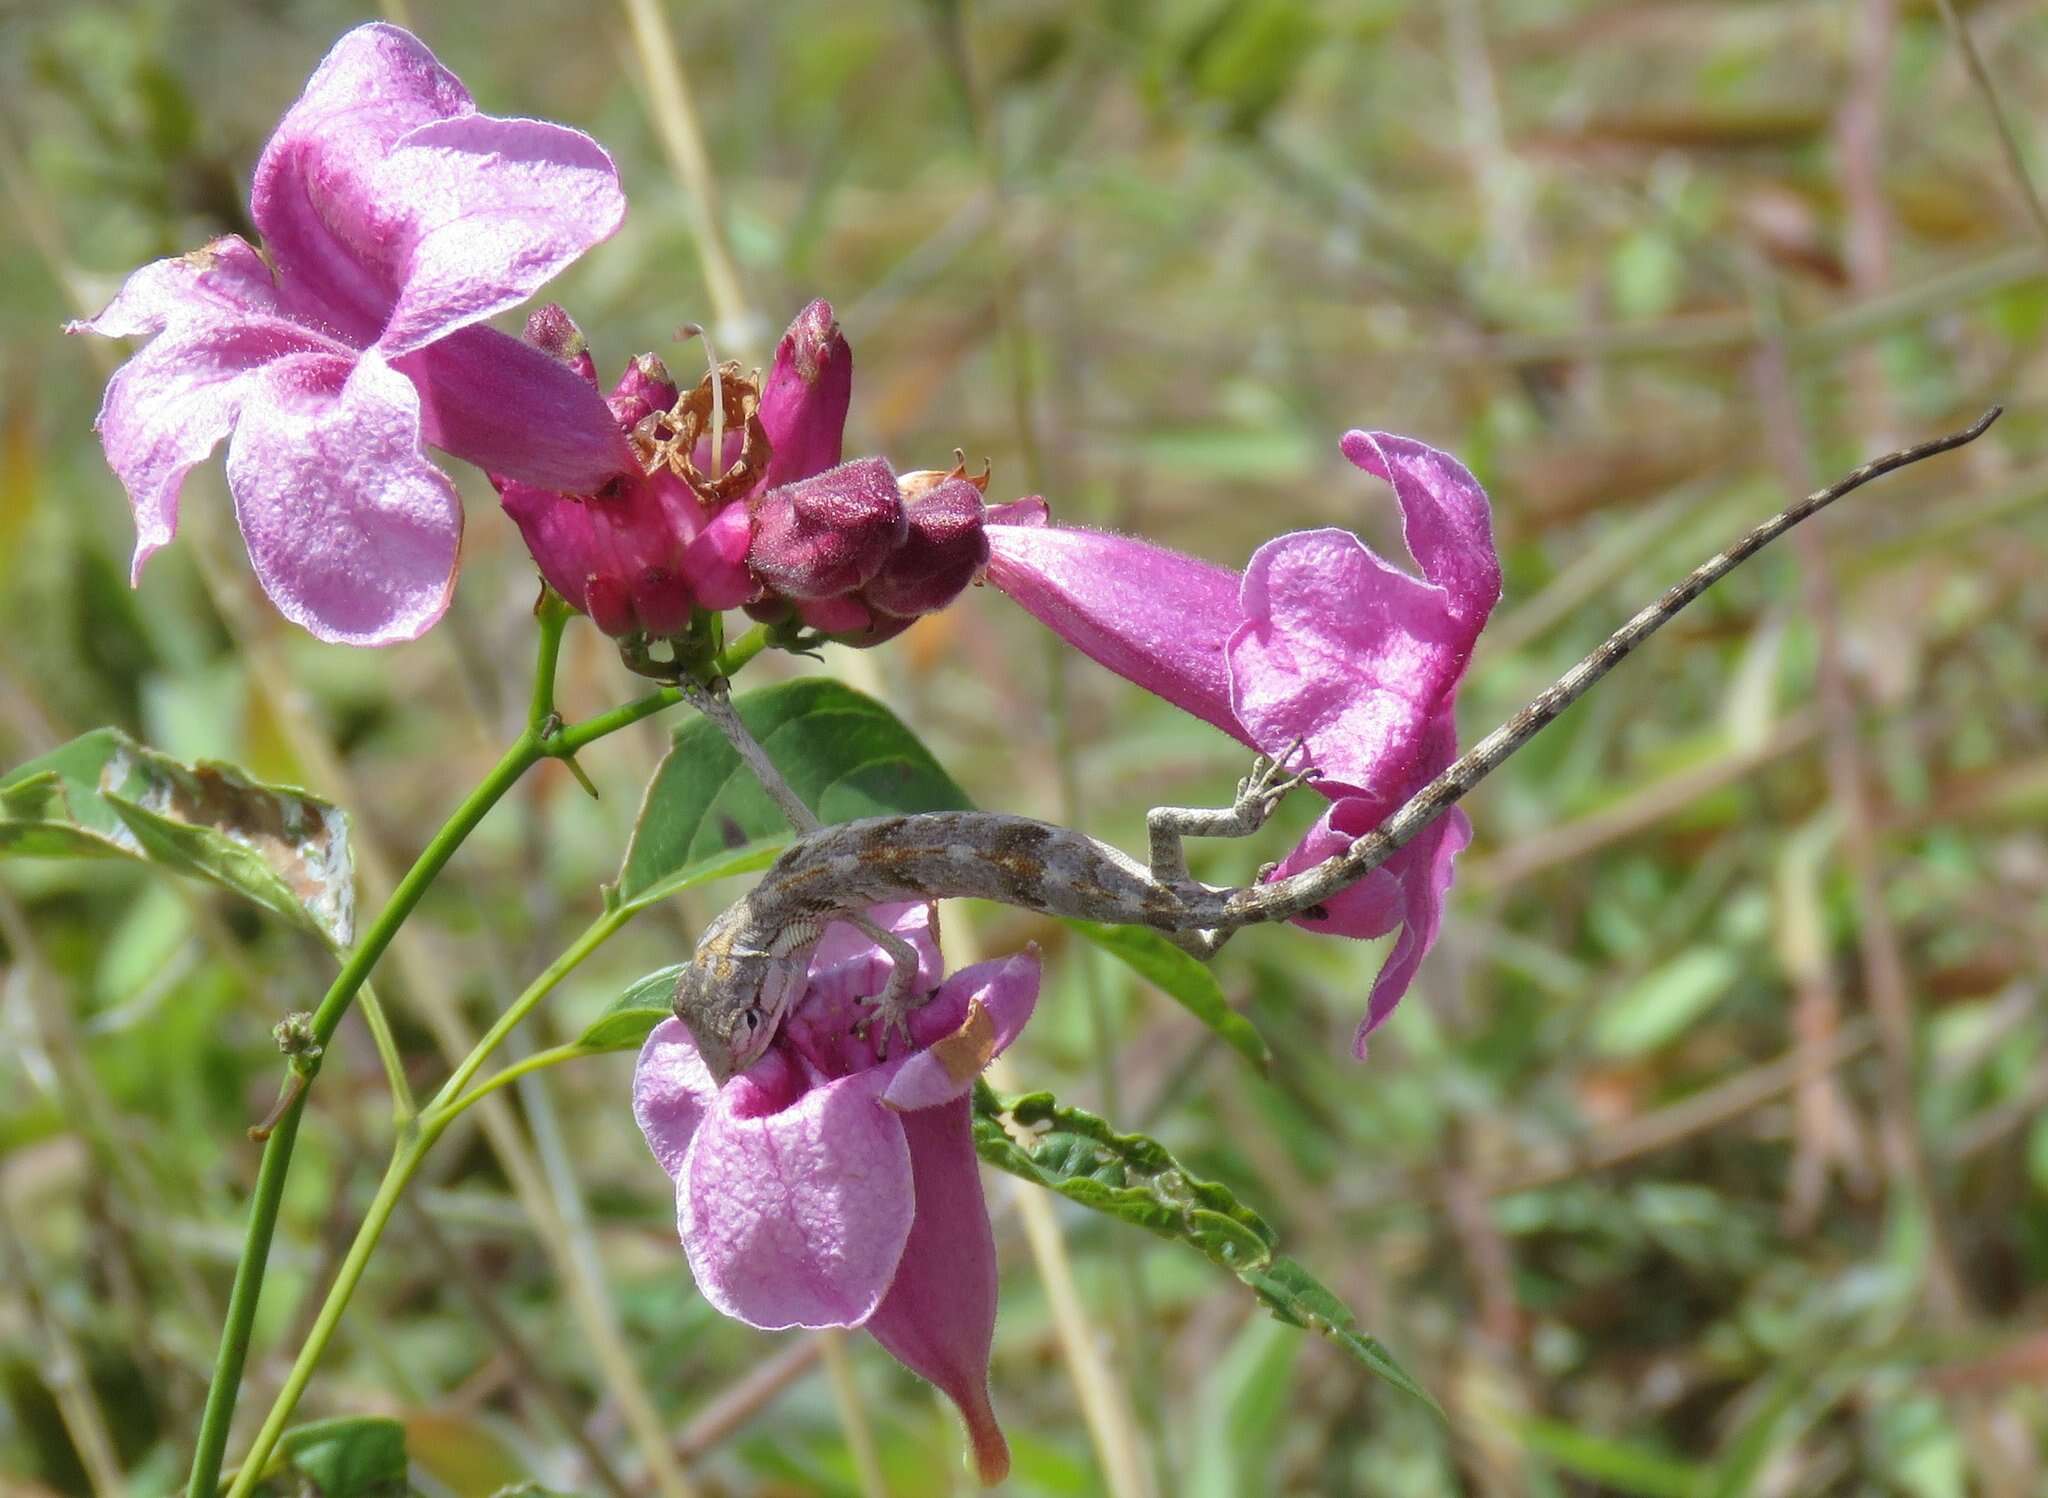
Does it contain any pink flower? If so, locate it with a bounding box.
[984,432,1501,1053]
[494,318,759,637]
[634,905,1033,1485]
[70,23,634,644]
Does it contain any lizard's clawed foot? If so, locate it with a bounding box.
[855,976,925,1057]
[1233,738,1322,832]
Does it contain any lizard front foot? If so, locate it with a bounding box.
[855,970,928,1057]
[1234,738,1322,830]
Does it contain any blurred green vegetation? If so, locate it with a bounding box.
[4,0,2048,1492]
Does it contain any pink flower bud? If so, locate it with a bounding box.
[860,478,989,620]
[608,353,678,430]
[746,458,907,600]
[525,303,598,385]
[757,299,852,492]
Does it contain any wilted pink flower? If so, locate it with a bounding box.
[70,23,634,645]
[861,476,994,621]
[751,463,993,646]
[746,457,908,600]
[634,905,1033,1486]
[495,320,755,635]
[984,432,1501,1052]
[498,299,856,639]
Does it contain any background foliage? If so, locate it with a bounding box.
[4,0,2048,1492]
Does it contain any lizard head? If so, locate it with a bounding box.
[671,905,815,1087]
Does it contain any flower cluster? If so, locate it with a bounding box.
[635,905,1033,1486]
[495,301,994,651]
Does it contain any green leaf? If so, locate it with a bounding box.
[1244,1257,1441,1416]
[972,1083,1437,1412]
[1,728,353,947]
[616,679,969,909]
[1066,918,1270,1072]
[0,728,145,855]
[577,964,686,1052]
[256,1415,410,1497]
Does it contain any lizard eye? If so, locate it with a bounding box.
[740,1006,763,1034]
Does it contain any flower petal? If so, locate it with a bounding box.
[683,501,757,611]
[633,1018,720,1181]
[785,905,945,1078]
[1229,433,1499,795]
[985,521,1248,743]
[69,237,279,341]
[224,349,462,644]
[884,949,1042,1112]
[1339,430,1501,630]
[679,1068,914,1329]
[396,323,635,492]
[1228,527,1467,796]
[374,112,626,355]
[250,23,473,342]
[91,318,341,583]
[1352,806,1469,1055]
[864,1099,1011,1485]
[1262,716,1473,1052]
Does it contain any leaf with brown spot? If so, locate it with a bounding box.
[0,727,355,948]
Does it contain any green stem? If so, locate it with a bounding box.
[354,982,418,1124]
[431,910,625,1110]
[227,907,634,1493]
[221,1124,443,1498]
[187,1086,308,1498]
[191,608,777,1497]
[440,1040,597,1124]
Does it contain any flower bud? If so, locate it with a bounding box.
[609,353,678,430]
[746,458,907,600]
[860,478,990,620]
[525,303,597,384]
[756,299,852,492]
[796,596,916,649]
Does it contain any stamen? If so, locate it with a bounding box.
[676,322,725,486]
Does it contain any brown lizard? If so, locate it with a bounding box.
[673,411,1999,1084]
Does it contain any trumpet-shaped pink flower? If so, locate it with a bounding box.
[984,432,1500,1052]
[71,23,634,644]
[634,905,1034,1486]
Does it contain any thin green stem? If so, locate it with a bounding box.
[713,623,772,680]
[529,593,574,733]
[227,905,636,1488]
[191,610,775,1496]
[187,1087,309,1498]
[221,1125,441,1498]
[354,982,417,1124]
[441,1041,598,1125]
[431,910,626,1110]
[187,608,653,1498]
[550,689,679,757]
